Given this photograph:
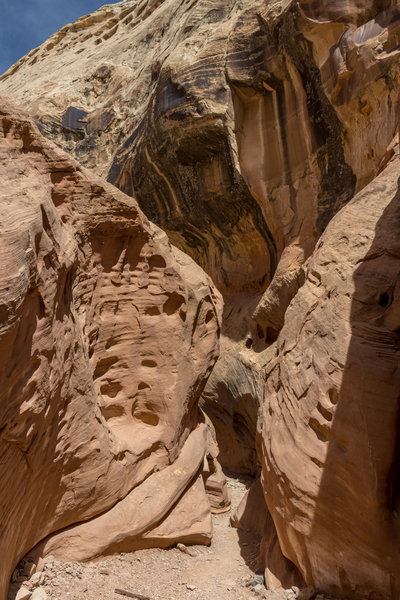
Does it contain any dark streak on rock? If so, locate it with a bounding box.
[273,7,357,233]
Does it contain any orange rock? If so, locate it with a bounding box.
[0,93,222,600]
[201,412,230,513]
[1,2,400,596]
[230,478,268,535]
[1,0,399,477]
[260,154,400,598]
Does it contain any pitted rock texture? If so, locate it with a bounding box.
[1,0,399,292]
[260,154,400,599]
[0,92,224,600]
[1,6,400,598]
[1,0,399,474]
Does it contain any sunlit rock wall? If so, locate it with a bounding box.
[0,92,223,600]
[2,0,398,473]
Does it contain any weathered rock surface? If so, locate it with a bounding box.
[1,0,399,474]
[260,153,400,598]
[1,2,400,597]
[0,93,225,600]
[1,0,398,289]
[201,412,231,512]
[230,477,269,535]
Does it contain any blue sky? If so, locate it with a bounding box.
[0,0,120,75]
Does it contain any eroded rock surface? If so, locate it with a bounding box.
[0,93,225,600]
[1,0,399,473]
[1,3,400,597]
[260,154,400,598]
[1,0,398,287]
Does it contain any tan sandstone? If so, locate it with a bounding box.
[260,152,400,598]
[0,92,227,600]
[1,0,399,474]
[0,1,399,598]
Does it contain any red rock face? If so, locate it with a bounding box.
[0,93,224,600]
[0,2,400,597]
[2,0,398,476]
[260,156,400,598]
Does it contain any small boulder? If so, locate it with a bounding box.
[30,587,47,600]
[29,572,44,587]
[15,586,32,600]
[247,574,265,588]
[176,543,197,557]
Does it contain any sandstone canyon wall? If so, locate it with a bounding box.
[0,93,226,600]
[1,0,399,475]
[260,152,400,599]
[0,1,399,599]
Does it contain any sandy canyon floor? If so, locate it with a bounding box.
[8,474,308,600]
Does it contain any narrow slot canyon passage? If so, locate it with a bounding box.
[8,475,280,600]
[1,1,399,599]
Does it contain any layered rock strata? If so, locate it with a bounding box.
[1,2,400,598]
[260,153,400,598]
[0,93,226,600]
[1,0,399,473]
